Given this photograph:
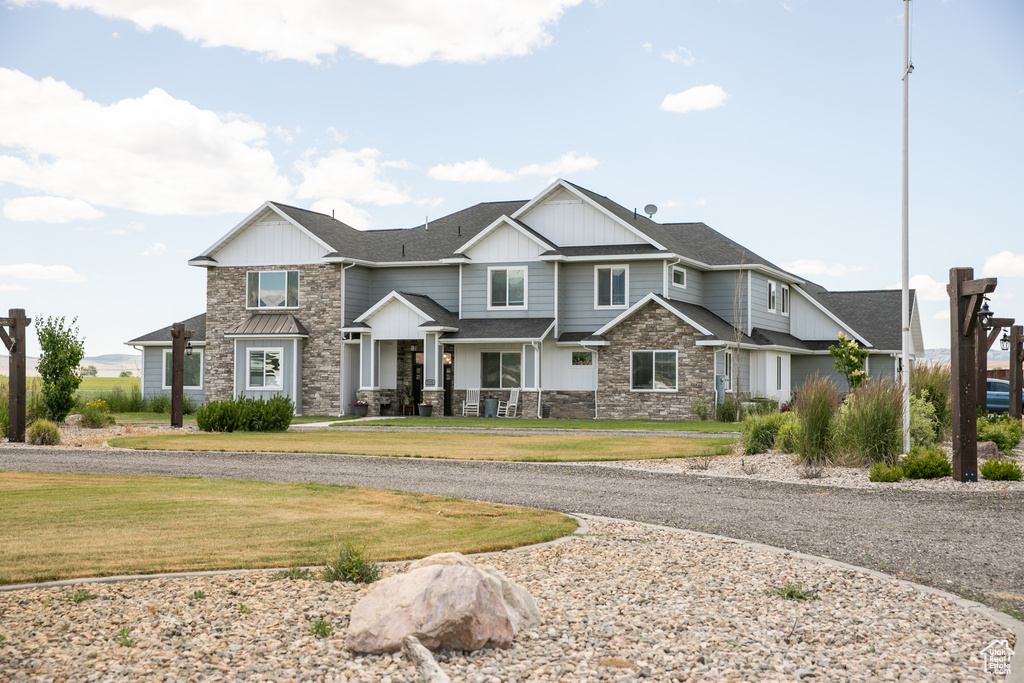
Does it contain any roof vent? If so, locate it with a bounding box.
[644,204,658,219]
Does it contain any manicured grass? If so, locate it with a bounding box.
[0,471,577,585]
[110,431,735,461]
[109,414,350,426]
[343,416,740,433]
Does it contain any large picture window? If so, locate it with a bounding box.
[481,352,521,388]
[247,348,283,389]
[247,271,299,308]
[488,268,526,309]
[162,349,203,389]
[631,350,677,391]
[595,265,628,308]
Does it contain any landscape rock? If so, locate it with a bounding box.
[401,635,451,683]
[409,552,541,635]
[977,441,1000,461]
[346,564,513,654]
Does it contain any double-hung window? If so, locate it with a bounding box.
[767,281,777,313]
[247,271,299,308]
[488,267,526,309]
[780,285,790,316]
[247,348,283,390]
[630,350,677,391]
[481,352,521,388]
[595,265,628,308]
[162,349,203,389]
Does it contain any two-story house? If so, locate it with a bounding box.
[127,179,924,419]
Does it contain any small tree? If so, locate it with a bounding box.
[829,332,869,392]
[36,316,86,423]
[81,365,98,377]
[119,370,133,378]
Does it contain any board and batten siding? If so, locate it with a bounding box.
[363,300,427,340]
[540,339,597,391]
[748,273,790,334]
[664,263,703,306]
[748,350,791,401]
[233,339,302,414]
[142,346,205,403]
[461,262,554,319]
[465,223,546,263]
[790,355,837,391]
[519,188,647,247]
[558,261,663,333]
[214,212,329,266]
[702,271,747,330]
[789,288,847,341]
[345,266,372,326]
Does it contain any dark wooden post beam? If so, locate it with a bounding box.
[977,317,1015,411]
[948,269,997,483]
[2,309,31,442]
[169,322,194,429]
[1011,325,1023,422]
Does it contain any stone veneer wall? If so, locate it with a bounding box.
[538,391,596,419]
[204,264,342,415]
[597,301,715,420]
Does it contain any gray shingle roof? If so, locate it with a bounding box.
[224,313,309,337]
[799,284,917,350]
[651,295,756,344]
[392,292,459,327]
[127,313,206,344]
[557,331,608,343]
[444,318,554,341]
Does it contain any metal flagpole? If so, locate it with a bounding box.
[901,0,913,453]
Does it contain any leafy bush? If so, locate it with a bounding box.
[716,395,740,422]
[900,445,952,480]
[911,363,951,440]
[795,374,842,464]
[869,462,903,482]
[979,458,1023,482]
[741,412,791,454]
[79,399,114,428]
[775,417,802,454]
[36,316,86,423]
[830,332,869,391]
[690,398,712,421]
[909,394,938,448]
[977,414,1023,456]
[196,395,294,432]
[320,540,380,584]
[27,419,61,446]
[838,377,903,465]
[0,376,8,438]
[148,394,171,414]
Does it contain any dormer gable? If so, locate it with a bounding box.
[189,202,334,267]
[456,215,554,262]
[512,179,663,249]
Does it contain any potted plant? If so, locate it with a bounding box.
[417,400,433,417]
[352,396,369,417]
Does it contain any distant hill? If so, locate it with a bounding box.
[923,348,1011,367]
[1,353,141,377]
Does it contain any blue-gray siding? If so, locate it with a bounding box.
[790,355,839,391]
[702,271,746,330]
[371,266,459,312]
[142,346,205,403]
[461,262,555,319]
[559,261,663,333]
[345,266,371,326]
[233,339,302,414]
[748,273,790,334]
[665,264,703,306]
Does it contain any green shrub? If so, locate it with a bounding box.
[746,397,780,416]
[909,394,938,448]
[900,445,952,479]
[309,620,334,638]
[320,540,380,584]
[182,394,200,415]
[741,412,790,454]
[869,462,903,482]
[0,376,8,438]
[196,395,294,432]
[775,417,802,454]
[97,385,146,413]
[148,394,171,414]
[979,458,1023,482]
[795,374,842,464]
[690,398,712,421]
[716,395,740,422]
[26,382,48,424]
[27,419,61,446]
[838,377,903,465]
[79,399,114,428]
[977,414,1023,456]
[911,363,951,440]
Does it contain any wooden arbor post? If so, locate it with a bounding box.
[1,309,32,442]
[948,268,997,482]
[1010,325,1024,422]
[169,322,194,429]
[977,316,1015,411]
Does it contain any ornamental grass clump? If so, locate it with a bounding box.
[795,374,842,465]
[899,445,952,480]
[320,540,380,584]
[837,377,903,465]
[0,376,8,438]
[716,395,740,422]
[741,412,791,454]
[27,419,61,446]
[910,363,951,439]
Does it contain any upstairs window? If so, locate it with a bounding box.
[248,271,299,308]
[595,265,628,308]
[672,266,686,288]
[481,352,521,388]
[767,281,777,313]
[780,285,790,316]
[488,267,526,309]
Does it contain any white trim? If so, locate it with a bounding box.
[293,339,300,414]
[570,350,594,366]
[705,262,805,285]
[510,179,666,250]
[125,341,206,347]
[746,270,752,335]
[671,265,687,289]
[160,348,205,390]
[453,215,554,255]
[780,284,790,317]
[354,291,431,324]
[767,280,778,314]
[486,266,528,311]
[790,285,872,347]
[458,263,463,318]
[233,342,239,397]
[629,349,678,392]
[594,264,629,310]
[554,261,560,338]
[245,346,285,391]
[555,338,611,347]
[595,293,713,337]
[193,202,334,266]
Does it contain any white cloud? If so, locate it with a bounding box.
[308,199,373,230]
[3,196,104,223]
[661,46,695,66]
[0,263,87,283]
[14,0,581,66]
[780,259,865,278]
[296,147,418,207]
[982,251,1024,277]
[886,274,948,301]
[641,42,653,53]
[141,242,167,256]
[0,68,292,216]
[660,84,729,113]
[429,152,598,184]
[0,283,29,292]
[933,309,950,320]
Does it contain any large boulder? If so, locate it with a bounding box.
[346,564,513,654]
[978,441,1000,461]
[409,553,540,635]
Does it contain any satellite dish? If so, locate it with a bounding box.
[644,204,658,219]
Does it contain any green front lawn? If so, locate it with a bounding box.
[343,416,740,432]
[109,413,352,426]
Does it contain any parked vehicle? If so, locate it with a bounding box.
[986,378,1024,413]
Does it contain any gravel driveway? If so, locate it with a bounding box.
[3,447,1022,620]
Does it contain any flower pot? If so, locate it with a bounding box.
[352,404,368,417]
[418,404,433,417]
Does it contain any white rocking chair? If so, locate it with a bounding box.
[462,388,481,416]
[496,388,520,418]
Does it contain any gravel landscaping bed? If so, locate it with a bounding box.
[0,519,1015,682]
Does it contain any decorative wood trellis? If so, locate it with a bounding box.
[1,309,31,442]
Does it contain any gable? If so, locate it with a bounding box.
[465,222,546,262]
[360,298,428,340]
[212,209,331,266]
[517,187,648,247]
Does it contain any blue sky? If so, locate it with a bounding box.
[1,0,1022,358]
